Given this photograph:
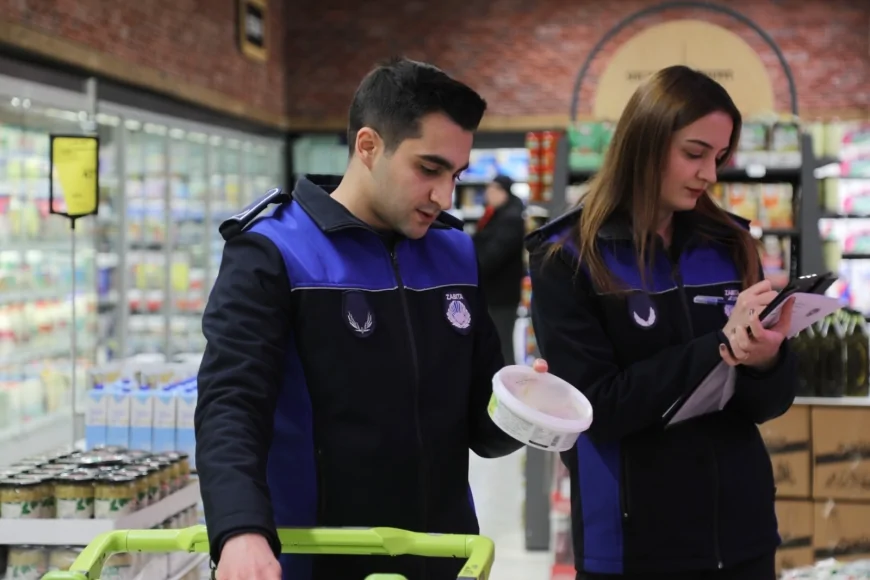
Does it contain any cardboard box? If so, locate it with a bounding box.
[760,405,812,498]
[813,500,870,562]
[812,407,870,501]
[775,500,814,575]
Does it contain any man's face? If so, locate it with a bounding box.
[369,112,473,239]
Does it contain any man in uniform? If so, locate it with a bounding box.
[195,57,545,580]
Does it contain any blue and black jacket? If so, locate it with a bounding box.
[525,207,797,576]
[194,175,522,580]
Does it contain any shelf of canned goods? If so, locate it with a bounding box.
[0,446,204,579]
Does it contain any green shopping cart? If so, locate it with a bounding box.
[39,525,495,580]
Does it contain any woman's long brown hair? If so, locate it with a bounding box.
[558,65,761,294]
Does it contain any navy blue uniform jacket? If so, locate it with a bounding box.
[525,207,797,575]
[194,175,523,580]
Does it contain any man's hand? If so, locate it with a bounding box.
[217,533,281,580]
[720,297,794,371]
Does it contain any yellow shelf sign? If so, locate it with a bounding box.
[49,134,100,220]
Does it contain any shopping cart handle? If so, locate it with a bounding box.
[41,526,495,580]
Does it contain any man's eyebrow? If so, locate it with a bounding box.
[418,154,469,173]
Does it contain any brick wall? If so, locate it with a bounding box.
[0,0,288,121]
[286,0,870,122]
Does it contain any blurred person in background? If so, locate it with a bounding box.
[473,174,526,365]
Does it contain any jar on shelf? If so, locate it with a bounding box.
[48,546,83,572]
[0,476,46,519]
[114,468,148,511]
[153,452,184,492]
[94,473,137,519]
[5,545,48,580]
[142,457,172,500]
[126,463,160,506]
[54,472,96,519]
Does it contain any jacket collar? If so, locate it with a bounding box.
[526,203,749,251]
[293,174,461,233]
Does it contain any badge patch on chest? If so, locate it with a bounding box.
[444,291,472,335]
[343,291,375,338]
[723,288,740,318]
[627,293,657,329]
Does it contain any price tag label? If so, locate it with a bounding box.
[50,134,99,219]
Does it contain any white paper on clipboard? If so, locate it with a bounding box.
[761,292,843,338]
[666,361,736,427]
[666,291,842,427]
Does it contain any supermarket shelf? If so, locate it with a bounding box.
[0,481,201,545]
[0,410,76,467]
[794,396,870,407]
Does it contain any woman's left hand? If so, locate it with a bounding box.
[719,298,794,370]
[532,358,549,373]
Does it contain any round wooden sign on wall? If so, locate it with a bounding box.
[593,19,776,120]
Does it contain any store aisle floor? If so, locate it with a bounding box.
[469,449,553,580]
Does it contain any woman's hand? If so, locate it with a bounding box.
[532,358,548,373]
[720,297,795,370]
[722,280,779,336]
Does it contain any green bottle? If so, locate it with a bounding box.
[845,313,870,397]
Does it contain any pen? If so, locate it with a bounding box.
[693,296,725,306]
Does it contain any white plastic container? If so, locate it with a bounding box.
[488,365,593,452]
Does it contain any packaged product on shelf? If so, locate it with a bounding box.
[759,184,794,228]
[107,379,134,448]
[0,476,44,519]
[526,132,543,203]
[823,178,870,216]
[733,121,769,167]
[130,383,155,451]
[53,472,95,519]
[175,383,198,464]
[725,183,760,226]
[4,545,48,580]
[761,236,791,282]
[769,120,802,168]
[540,131,559,202]
[47,546,82,572]
[93,472,136,519]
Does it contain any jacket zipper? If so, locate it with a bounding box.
[673,261,722,568]
[711,442,723,569]
[620,450,632,521]
[316,447,327,521]
[389,245,430,576]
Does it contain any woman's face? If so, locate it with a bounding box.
[660,111,733,214]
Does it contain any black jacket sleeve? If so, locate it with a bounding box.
[474,212,526,277]
[528,246,724,442]
[468,279,525,458]
[195,232,291,564]
[728,342,797,424]
[727,263,799,424]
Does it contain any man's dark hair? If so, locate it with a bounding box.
[347,57,487,155]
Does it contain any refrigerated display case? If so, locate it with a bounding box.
[97,101,286,362]
[0,75,286,462]
[0,79,98,456]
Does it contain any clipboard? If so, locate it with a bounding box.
[662,272,841,428]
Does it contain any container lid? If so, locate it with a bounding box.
[97,473,137,485]
[55,472,96,484]
[494,365,593,431]
[0,476,43,488]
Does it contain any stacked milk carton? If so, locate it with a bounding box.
[85,361,200,468]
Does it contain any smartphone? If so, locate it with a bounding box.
[758,271,838,322]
